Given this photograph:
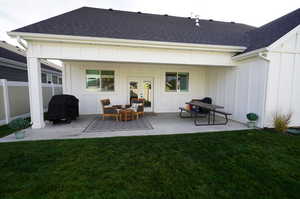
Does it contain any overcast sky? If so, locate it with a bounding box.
[1,0,300,46]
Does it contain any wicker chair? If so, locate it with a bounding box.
[100,99,119,121]
[131,98,145,119]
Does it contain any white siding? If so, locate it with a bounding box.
[28,41,236,67]
[64,62,208,115]
[206,58,268,127]
[265,29,300,127]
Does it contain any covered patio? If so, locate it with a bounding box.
[0,113,248,142]
[8,12,266,130]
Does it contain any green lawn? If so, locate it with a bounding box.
[0,125,15,138]
[0,130,299,199]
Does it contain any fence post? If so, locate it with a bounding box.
[51,82,55,96]
[1,79,10,124]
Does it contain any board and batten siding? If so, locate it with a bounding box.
[28,41,236,67]
[63,61,208,115]
[64,60,269,127]
[264,29,300,127]
[206,58,269,127]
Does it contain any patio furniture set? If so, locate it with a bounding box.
[179,97,232,126]
[100,97,232,126]
[100,98,145,121]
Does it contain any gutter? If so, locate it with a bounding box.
[17,36,28,49]
[258,52,270,61]
[232,47,269,61]
[8,31,247,53]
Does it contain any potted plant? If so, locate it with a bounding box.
[246,113,258,128]
[8,118,31,139]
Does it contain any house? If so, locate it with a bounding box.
[0,41,62,84]
[7,7,300,129]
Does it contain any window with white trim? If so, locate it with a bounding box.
[86,70,115,91]
[165,72,189,92]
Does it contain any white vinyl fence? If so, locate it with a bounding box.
[0,79,62,125]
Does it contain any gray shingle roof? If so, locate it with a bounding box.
[243,8,300,53]
[13,7,255,47]
[12,7,300,53]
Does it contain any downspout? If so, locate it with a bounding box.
[17,36,27,49]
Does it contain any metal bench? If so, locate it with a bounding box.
[179,107,207,118]
[209,110,232,125]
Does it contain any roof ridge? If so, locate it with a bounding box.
[257,8,300,29]
[79,6,254,27]
[240,8,300,53]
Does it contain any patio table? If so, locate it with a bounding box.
[119,109,135,121]
[186,101,230,126]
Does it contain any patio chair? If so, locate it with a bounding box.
[100,99,119,121]
[131,98,145,119]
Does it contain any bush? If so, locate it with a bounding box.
[8,118,31,131]
[247,113,258,121]
[273,113,292,133]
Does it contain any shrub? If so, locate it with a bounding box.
[247,113,258,121]
[8,118,31,131]
[273,113,292,133]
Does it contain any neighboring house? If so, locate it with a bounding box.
[0,41,62,84]
[0,41,63,125]
[7,7,300,128]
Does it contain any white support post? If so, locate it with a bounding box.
[27,57,45,129]
[1,79,10,124]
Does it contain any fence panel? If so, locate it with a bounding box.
[0,81,5,124]
[0,79,62,125]
[42,84,53,109]
[7,82,30,118]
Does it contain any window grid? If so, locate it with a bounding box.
[165,72,189,92]
[86,70,115,92]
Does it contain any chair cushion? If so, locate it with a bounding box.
[131,103,143,112]
[104,108,118,114]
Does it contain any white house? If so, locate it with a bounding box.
[7,7,300,129]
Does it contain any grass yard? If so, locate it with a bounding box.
[0,125,15,138]
[0,130,299,199]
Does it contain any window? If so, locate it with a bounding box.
[178,72,189,92]
[52,75,58,84]
[59,77,62,84]
[41,73,47,83]
[101,70,115,91]
[46,74,52,84]
[86,70,115,91]
[165,72,177,91]
[165,72,189,92]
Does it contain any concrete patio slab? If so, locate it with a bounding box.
[0,113,249,143]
